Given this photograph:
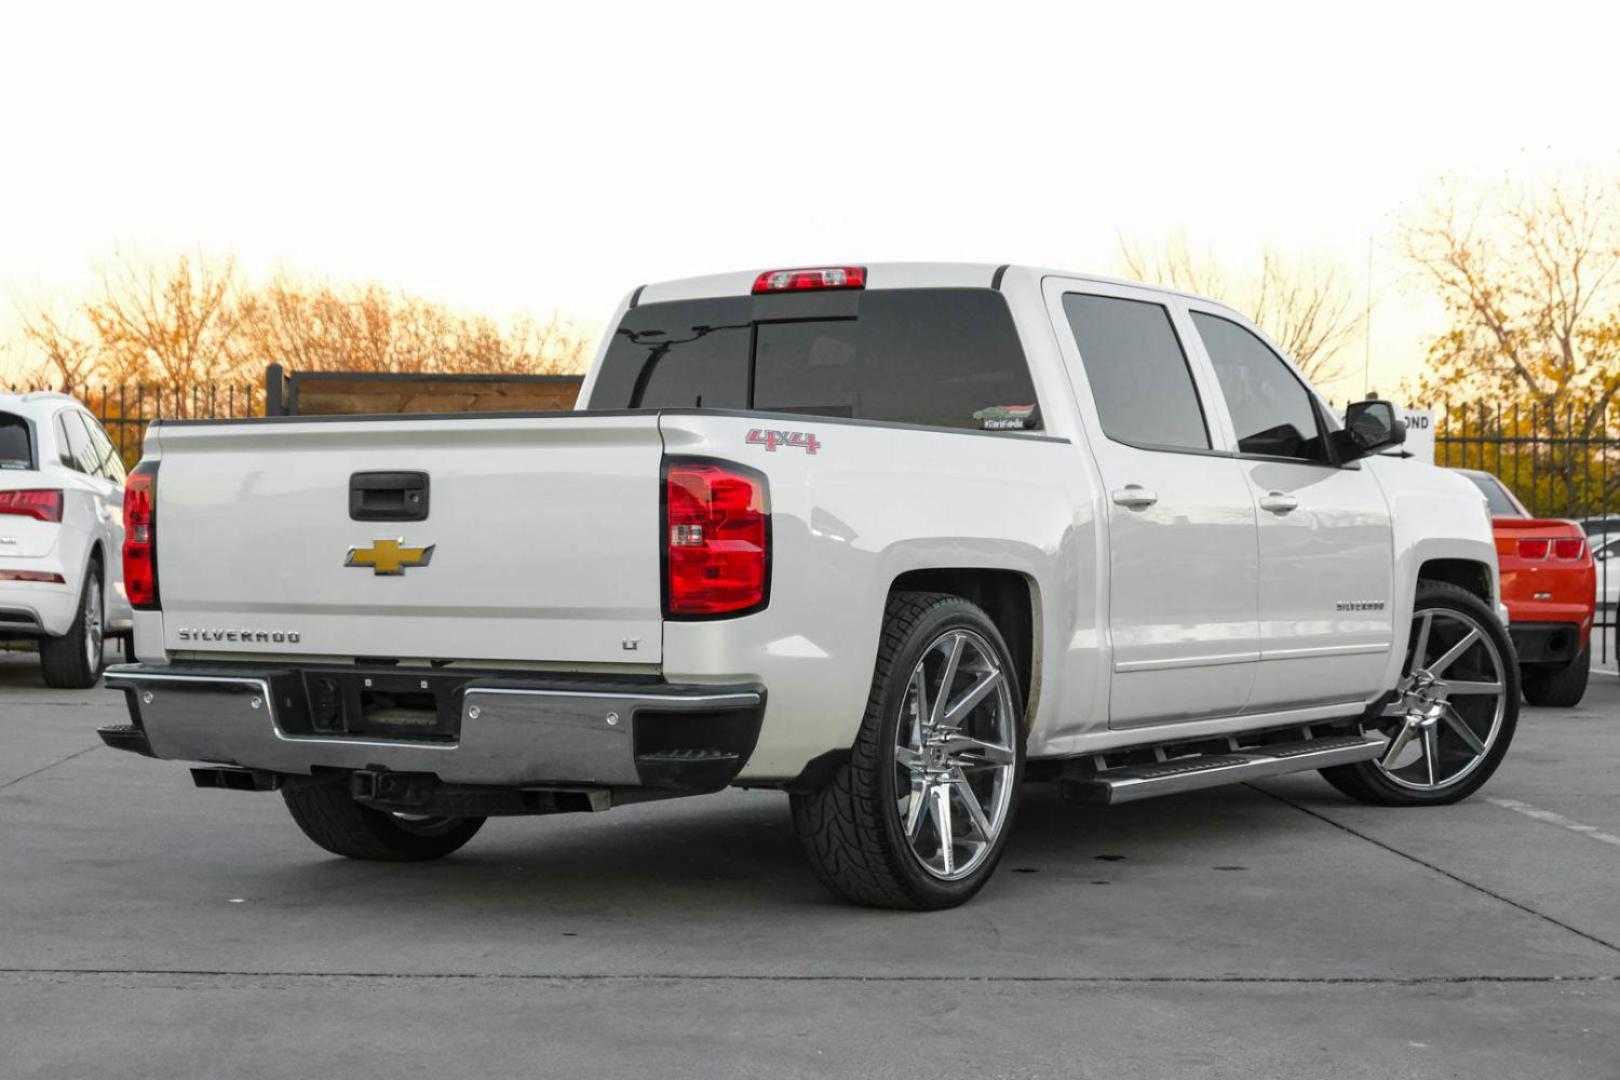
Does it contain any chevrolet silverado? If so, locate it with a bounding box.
[99,264,1518,909]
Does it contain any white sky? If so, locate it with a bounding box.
[3,0,1617,397]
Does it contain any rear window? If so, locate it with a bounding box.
[1464,473,1526,517]
[588,288,1040,431]
[0,413,33,470]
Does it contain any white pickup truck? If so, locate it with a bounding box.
[100,264,1518,909]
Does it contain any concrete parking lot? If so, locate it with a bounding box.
[3,650,1618,1079]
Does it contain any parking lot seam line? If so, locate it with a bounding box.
[0,744,101,793]
[1488,798,1620,849]
[1249,785,1620,956]
[0,969,1615,986]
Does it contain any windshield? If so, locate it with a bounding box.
[587,288,1040,432]
[0,412,33,470]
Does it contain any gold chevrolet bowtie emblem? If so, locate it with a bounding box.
[345,539,435,576]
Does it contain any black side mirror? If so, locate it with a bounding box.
[1335,399,1406,461]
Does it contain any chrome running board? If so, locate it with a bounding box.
[1059,732,1388,806]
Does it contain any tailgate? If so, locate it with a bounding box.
[150,414,666,664]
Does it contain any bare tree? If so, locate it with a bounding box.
[1403,177,1620,513]
[17,306,98,390]
[235,274,591,376]
[1118,235,1367,385]
[8,254,595,400]
[1403,178,1620,433]
[81,252,247,395]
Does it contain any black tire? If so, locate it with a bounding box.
[790,591,1026,910]
[282,780,485,861]
[39,562,105,690]
[1522,646,1590,708]
[1321,581,1519,807]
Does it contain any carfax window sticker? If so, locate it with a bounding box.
[973,404,1037,431]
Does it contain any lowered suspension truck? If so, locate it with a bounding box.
[101,264,1519,909]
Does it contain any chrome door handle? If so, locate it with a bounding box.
[1258,491,1299,514]
[1111,485,1159,510]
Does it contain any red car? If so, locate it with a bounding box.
[1459,470,1596,706]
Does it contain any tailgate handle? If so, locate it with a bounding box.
[350,472,429,522]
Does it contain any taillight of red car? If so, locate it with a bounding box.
[1516,537,1588,561]
[664,460,770,618]
[1553,538,1586,560]
[123,462,160,609]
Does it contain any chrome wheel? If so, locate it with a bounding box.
[1374,606,1507,792]
[893,628,1017,881]
[83,572,104,671]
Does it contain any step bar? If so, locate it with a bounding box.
[1060,732,1388,806]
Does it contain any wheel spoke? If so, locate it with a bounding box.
[904,782,929,839]
[1382,721,1417,767]
[1441,705,1488,755]
[1408,611,1434,674]
[929,634,965,729]
[951,775,994,841]
[930,782,955,875]
[1429,628,1481,676]
[894,745,924,772]
[1444,680,1502,697]
[940,735,1016,767]
[1422,725,1440,786]
[909,668,930,739]
[941,669,1003,729]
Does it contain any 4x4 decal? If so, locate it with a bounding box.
[747,428,821,455]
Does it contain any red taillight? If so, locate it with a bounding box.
[664,461,769,617]
[1518,539,1550,560]
[1553,538,1586,560]
[123,463,160,610]
[0,489,63,523]
[752,266,866,294]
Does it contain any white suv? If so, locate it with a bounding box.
[0,392,132,687]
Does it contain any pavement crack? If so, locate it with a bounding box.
[0,744,101,793]
[1251,784,1620,956]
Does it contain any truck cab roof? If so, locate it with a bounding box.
[634,262,1243,316]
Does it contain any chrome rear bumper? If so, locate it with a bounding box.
[101,663,764,791]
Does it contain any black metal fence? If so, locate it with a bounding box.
[1435,402,1618,522]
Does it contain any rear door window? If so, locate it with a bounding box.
[590,288,1040,432]
[79,414,126,483]
[56,412,99,474]
[0,413,32,470]
[1061,293,1209,451]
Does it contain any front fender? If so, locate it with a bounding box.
[1370,458,1499,692]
